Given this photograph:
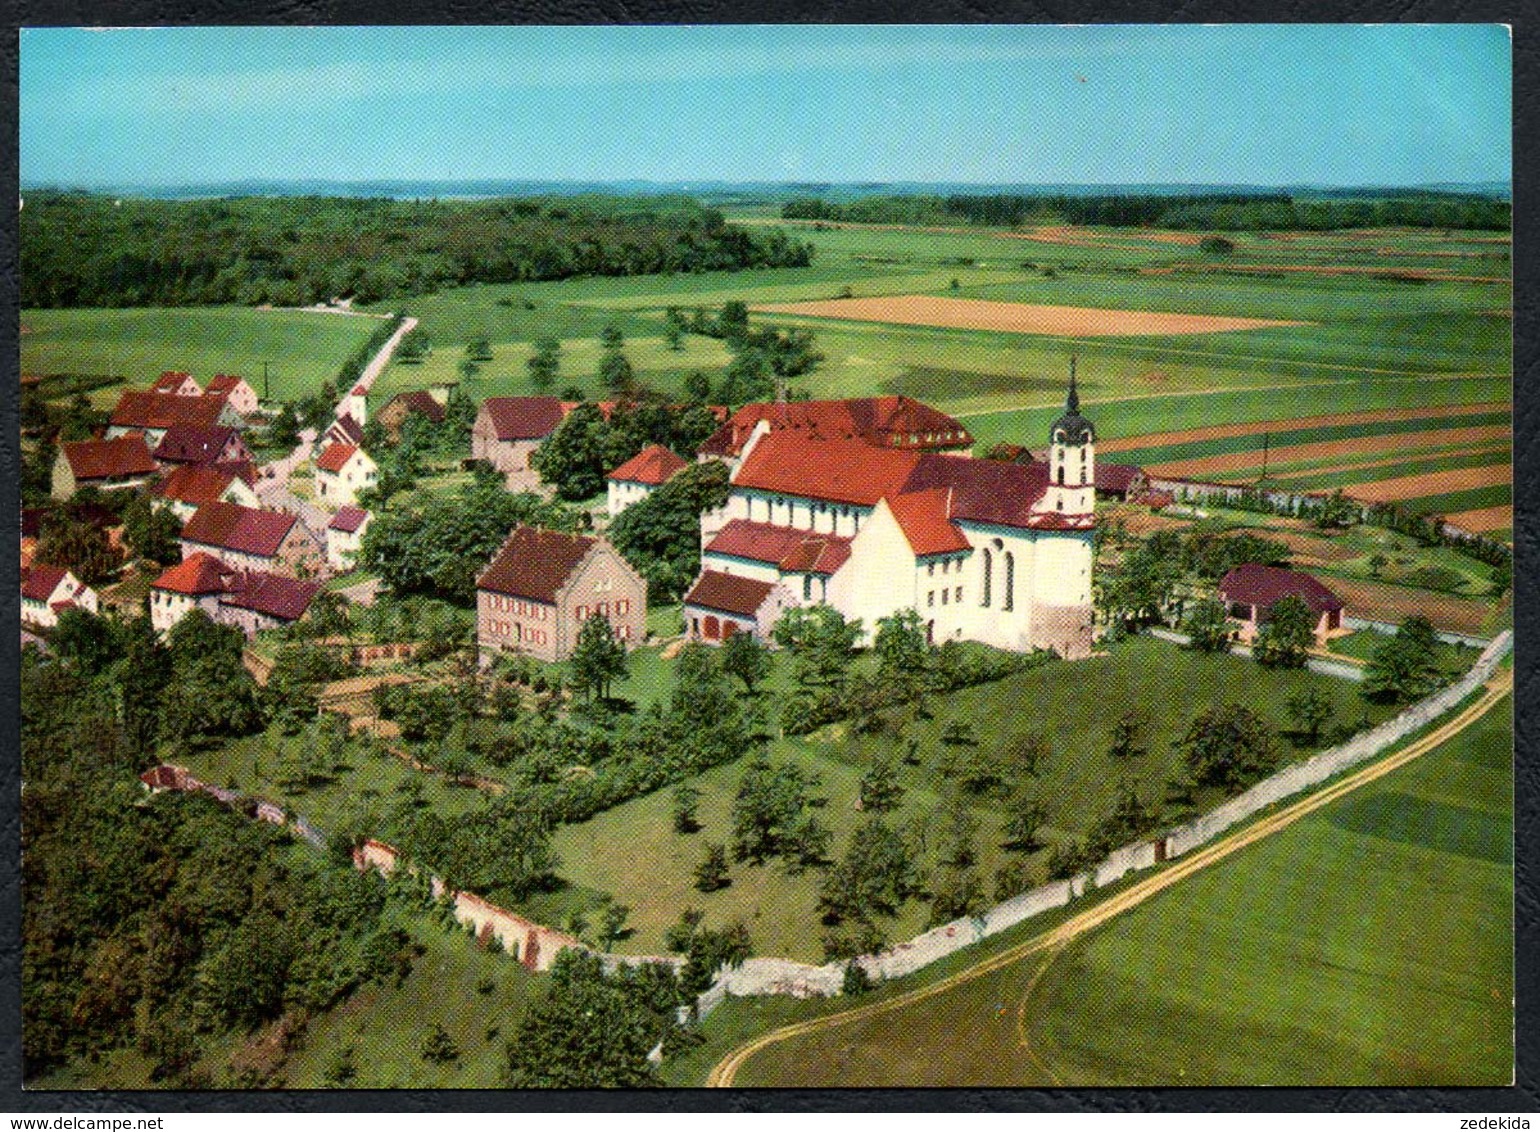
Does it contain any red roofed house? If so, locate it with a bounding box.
[314,442,379,507]
[217,572,324,637]
[151,371,202,397]
[1218,564,1347,647]
[475,526,646,664]
[153,424,253,470]
[153,463,262,522]
[338,385,369,426]
[321,413,365,451]
[51,436,158,499]
[697,396,974,473]
[472,397,569,492]
[149,551,234,633]
[684,375,1098,657]
[326,506,373,570]
[376,389,447,442]
[21,564,99,628]
[180,501,325,578]
[606,444,689,516]
[107,389,243,446]
[205,374,260,416]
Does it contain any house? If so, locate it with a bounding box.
[149,551,233,634]
[376,389,447,441]
[180,501,325,578]
[21,564,99,628]
[684,377,1098,658]
[1094,462,1148,501]
[153,463,262,522]
[106,390,242,446]
[471,397,568,492]
[153,424,252,470]
[206,374,260,417]
[683,569,797,643]
[150,371,202,397]
[52,436,158,498]
[475,526,647,664]
[1218,564,1346,646]
[606,444,689,516]
[321,413,365,451]
[697,396,974,474]
[326,505,372,571]
[314,443,379,507]
[338,384,369,425]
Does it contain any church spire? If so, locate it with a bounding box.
[1067,354,1080,414]
[1049,354,1095,447]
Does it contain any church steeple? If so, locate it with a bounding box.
[1050,355,1095,447]
[1066,354,1080,414]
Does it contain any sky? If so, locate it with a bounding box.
[19,24,1513,188]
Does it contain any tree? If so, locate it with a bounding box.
[694,843,730,892]
[530,402,632,501]
[1362,616,1442,704]
[730,755,827,865]
[599,323,625,351]
[817,818,919,925]
[420,1023,461,1065]
[771,605,862,688]
[679,922,752,997]
[1199,235,1236,255]
[927,866,984,927]
[717,301,750,342]
[1368,552,1389,579]
[1176,703,1278,790]
[1253,594,1314,669]
[120,495,182,565]
[672,783,702,833]
[504,952,664,1088]
[683,370,712,403]
[465,336,493,362]
[662,322,684,351]
[718,348,773,405]
[527,336,561,391]
[608,460,733,600]
[569,614,628,702]
[1107,708,1151,760]
[873,609,931,697]
[858,753,904,814]
[1185,597,1232,653]
[37,513,121,585]
[161,610,266,741]
[269,403,301,449]
[599,349,635,395]
[719,629,772,693]
[1002,789,1048,852]
[1000,730,1050,778]
[598,903,631,950]
[1285,686,1333,745]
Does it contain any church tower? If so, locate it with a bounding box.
[1045,356,1096,514]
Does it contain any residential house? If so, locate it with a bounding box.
[150,371,202,397]
[338,384,369,425]
[180,501,325,578]
[1218,564,1346,646]
[153,463,262,522]
[471,397,568,492]
[321,413,365,451]
[52,436,158,499]
[475,526,646,664]
[606,444,689,517]
[106,390,242,446]
[682,569,796,643]
[149,551,232,634]
[326,505,372,571]
[376,389,447,441]
[149,552,321,637]
[206,374,260,417]
[153,424,252,470]
[314,442,378,507]
[21,564,99,628]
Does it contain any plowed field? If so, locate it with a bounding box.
[751,295,1310,337]
[1443,505,1514,534]
[1142,426,1510,479]
[1344,464,1511,504]
[1309,574,1496,635]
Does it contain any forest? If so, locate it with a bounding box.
[19,192,816,309]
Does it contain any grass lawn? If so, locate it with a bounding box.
[21,307,385,404]
[550,636,1394,964]
[721,691,1511,1086]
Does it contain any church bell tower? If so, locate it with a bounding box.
[1046,357,1096,515]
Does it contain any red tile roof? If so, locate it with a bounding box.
[607,444,689,486]
[383,390,446,423]
[206,374,249,396]
[155,464,244,508]
[885,489,972,556]
[315,442,358,473]
[21,565,68,603]
[216,459,259,486]
[1219,564,1344,615]
[181,501,297,559]
[220,572,322,622]
[1097,463,1145,494]
[151,371,196,394]
[111,390,229,431]
[699,396,973,458]
[151,552,233,596]
[735,434,924,507]
[481,397,568,442]
[328,505,370,533]
[61,436,157,481]
[683,570,777,618]
[153,424,241,465]
[476,526,597,603]
[705,519,852,576]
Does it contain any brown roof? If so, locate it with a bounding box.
[326,414,365,446]
[111,390,229,431]
[181,501,297,559]
[1097,463,1145,493]
[476,526,597,603]
[328,505,370,533]
[220,571,321,622]
[153,424,240,465]
[151,552,233,596]
[480,397,568,442]
[155,464,244,507]
[384,390,446,423]
[315,442,359,473]
[699,396,973,458]
[21,564,69,602]
[705,520,852,576]
[607,444,689,486]
[683,570,777,618]
[902,453,1053,529]
[1219,564,1344,614]
[61,436,157,481]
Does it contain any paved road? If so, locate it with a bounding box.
[706,667,1514,1087]
[350,315,418,397]
[258,427,317,488]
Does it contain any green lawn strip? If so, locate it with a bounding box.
[1211,441,1510,486]
[1396,483,1513,517]
[21,307,384,403]
[713,686,1510,1087]
[1327,629,1483,674]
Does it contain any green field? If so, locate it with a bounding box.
[720,691,1512,1086]
[20,307,387,404]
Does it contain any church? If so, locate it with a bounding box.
[681,374,1098,659]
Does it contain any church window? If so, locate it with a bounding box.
[981,548,992,607]
[1003,552,1015,611]
[1081,447,1087,463]
[1057,499,1064,511]
[941,589,948,606]
[928,562,935,577]
[803,575,813,601]
[955,586,963,603]
[1057,466,1065,486]
[927,591,935,607]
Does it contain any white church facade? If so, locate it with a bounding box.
[682,382,1098,659]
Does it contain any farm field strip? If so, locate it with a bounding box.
[1442,504,1514,533]
[1341,464,1512,504]
[752,294,1313,337]
[1139,425,1511,479]
[1197,439,1510,484]
[708,673,1512,1087]
[1300,573,1500,635]
[1265,448,1510,492]
[1395,484,1513,519]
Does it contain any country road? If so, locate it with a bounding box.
[351,315,418,397]
[706,667,1513,1087]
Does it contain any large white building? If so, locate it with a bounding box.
[682,382,1097,658]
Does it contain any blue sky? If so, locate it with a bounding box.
[20,24,1512,187]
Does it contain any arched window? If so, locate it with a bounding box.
[1003,552,1015,611]
[981,548,992,607]
[1057,466,1065,485]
